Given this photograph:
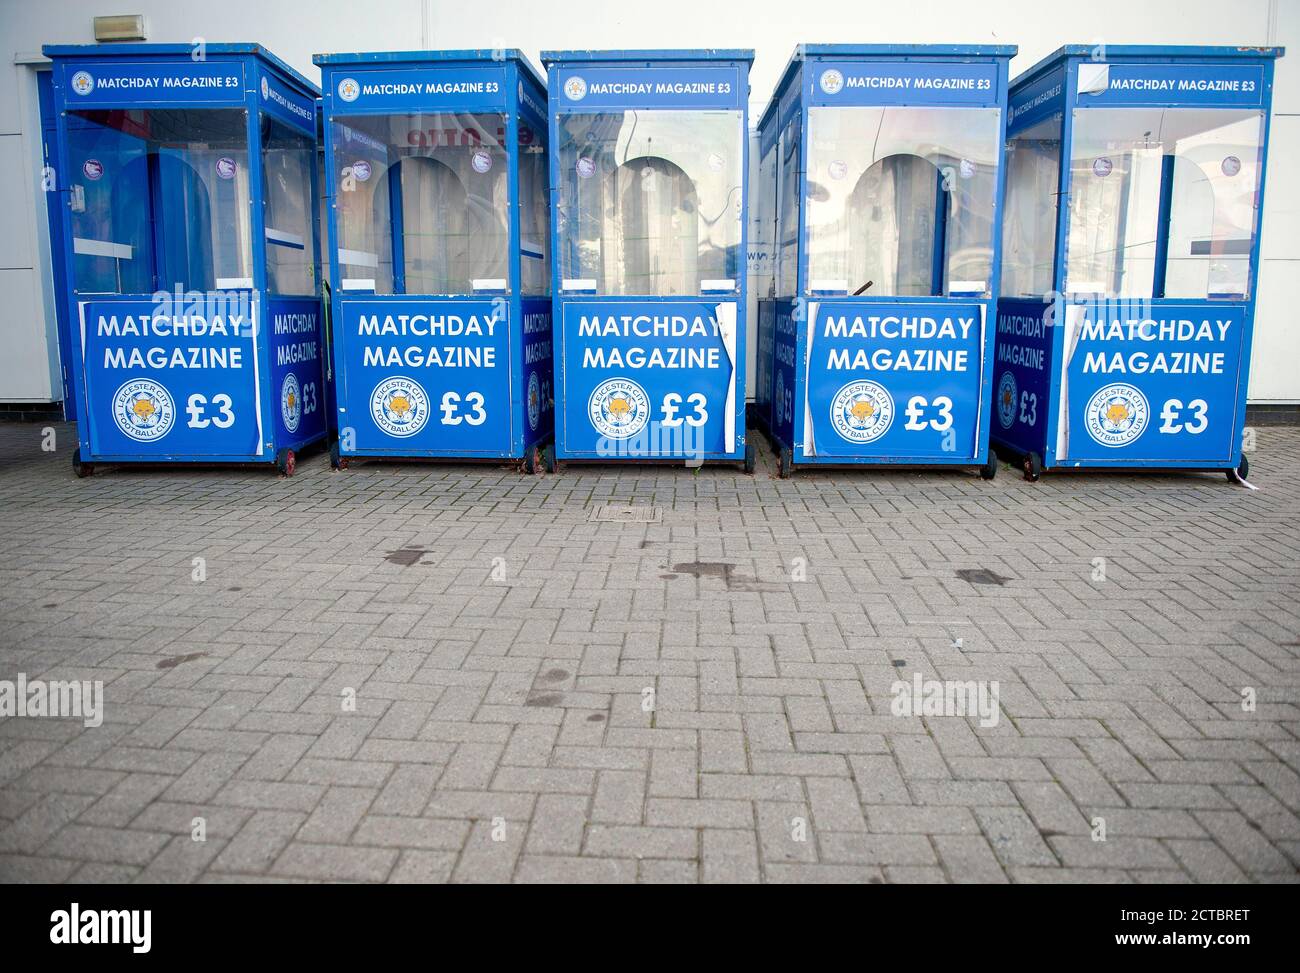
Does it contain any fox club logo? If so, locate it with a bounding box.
[338,77,361,103]
[563,76,587,101]
[71,71,95,96]
[774,369,785,424]
[830,380,893,444]
[371,376,428,438]
[280,373,301,434]
[589,377,649,441]
[112,379,174,442]
[527,371,541,432]
[820,69,844,95]
[1085,383,1149,447]
[260,76,269,100]
[997,371,1018,429]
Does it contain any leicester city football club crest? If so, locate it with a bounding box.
[820,69,844,95]
[1085,383,1149,447]
[71,71,95,96]
[281,373,302,434]
[112,379,175,442]
[588,378,649,441]
[774,369,786,425]
[338,77,361,103]
[564,76,587,101]
[371,377,429,438]
[527,371,541,432]
[830,380,893,444]
[997,371,1018,430]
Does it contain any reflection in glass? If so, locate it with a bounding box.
[556,110,743,295]
[66,108,252,294]
[1001,113,1062,299]
[1066,108,1264,300]
[805,106,1002,297]
[331,112,511,295]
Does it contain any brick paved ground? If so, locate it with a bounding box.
[0,421,1297,883]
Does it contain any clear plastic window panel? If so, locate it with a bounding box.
[1000,114,1062,299]
[775,116,800,299]
[331,112,510,295]
[556,110,744,296]
[66,108,252,294]
[805,106,1003,297]
[753,142,778,299]
[261,115,315,295]
[1066,107,1264,300]
[518,119,550,295]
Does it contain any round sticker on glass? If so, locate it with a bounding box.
[576,157,596,179]
[215,157,237,180]
[707,153,725,172]
[828,160,848,180]
[1092,157,1113,178]
[351,160,372,183]
[959,158,975,179]
[471,150,492,174]
[82,159,104,181]
[1221,155,1242,177]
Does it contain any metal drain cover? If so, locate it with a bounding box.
[590,504,662,523]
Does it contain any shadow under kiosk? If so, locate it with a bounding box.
[544,50,755,472]
[43,44,327,477]
[994,45,1284,482]
[315,50,554,473]
[754,45,1016,478]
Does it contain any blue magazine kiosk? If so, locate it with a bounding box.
[544,50,755,472]
[315,50,553,472]
[44,44,326,477]
[754,45,1015,478]
[994,46,1283,481]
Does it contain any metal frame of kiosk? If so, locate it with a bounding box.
[544,49,755,472]
[754,44,1015,478]
[44,43,326,477]
[315,50,554,472]
[993,45,1283,481]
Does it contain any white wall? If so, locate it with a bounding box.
[2,0,1295,403]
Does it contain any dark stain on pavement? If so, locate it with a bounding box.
[157,652,207,670]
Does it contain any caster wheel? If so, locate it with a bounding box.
[1228,455,1249,482]
[1022,452,1042,483]
[524,445,543,475]
[743,442,756,475]
[778,447,793,479]
[979,455,998,480]
[542,444,557,474]
[72,448,94,479]
[329,442,348,471]
[275,447,296,477]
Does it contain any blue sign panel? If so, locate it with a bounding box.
[267,298,327,447]
[1060,303,1244,463]
[60,60,245,106]
[336,299,514,456]
[77,295,264,458]
[807,60,1000,107]
[992,299,1054,457]
[1078,62,1266,108]
[1008,66,1066,133]
[559,301,740,459]
[329,67,509,112]
[521,298,554,449]
[551,66,745,110]
[803,300,986,460]
[258,69,315,133]
[770,301,799,450]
